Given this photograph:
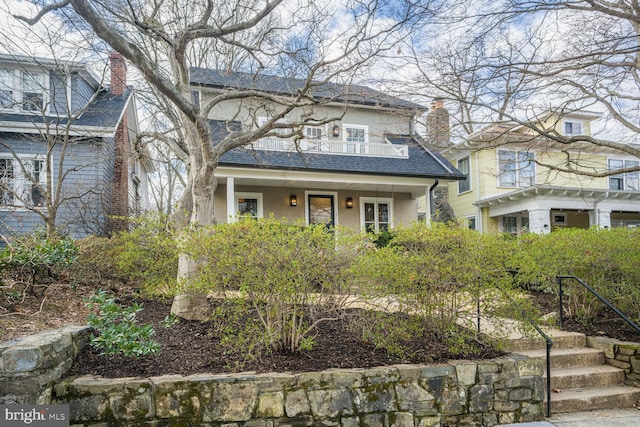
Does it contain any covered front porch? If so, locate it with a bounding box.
[213,166,439,231]
[476,186,640,234]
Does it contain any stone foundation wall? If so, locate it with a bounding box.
[0,325,91,404]
[587,336,640,387]
[54,356,544,426]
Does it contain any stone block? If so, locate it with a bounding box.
[439,387,465,416]
[154,384,201,419]
[630,355,640,373]
[483,412,498,426]
[618,346,637,356]
[202,382,258,422]
[586,336,617,359]
[607,359,631,370]
[416,415,440,427]
[353,384,397,413]
[493,400,520,412]
[285,389,311,417]
[256,391,285,418]
[363,366,400,385]
[508,388,531,401]
[498,412,515,424]
[340,416,359,427]
[520,402,543,422]
[69,394,109,423]
[308,388,354,418]
[516,359,542,377]
[477,362,499,374]
[331,370,365,388]
[361,413,388,426]
[469,384,492,413]
[390,412,414,427]
[396,364,427,381]
[2,347,43,373]
[297,372,333,390]
[421,365,455,379]
[395,382,435,415]
[453,362,477,386]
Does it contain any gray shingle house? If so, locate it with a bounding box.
[191,69,464,231]
[0,52,149,239]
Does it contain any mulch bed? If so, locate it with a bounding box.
[66,298,503,378]
[528,290,640,343]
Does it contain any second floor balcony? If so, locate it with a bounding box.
[246,136,409,158]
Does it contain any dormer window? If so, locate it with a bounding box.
[0,68,46,113]
[563,120,583,135]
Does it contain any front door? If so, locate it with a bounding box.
[308,194,335,227]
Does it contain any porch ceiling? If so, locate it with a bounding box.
[474,185,640,208]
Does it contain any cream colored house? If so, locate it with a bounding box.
[443,109,640,233]
[191,69,464,231]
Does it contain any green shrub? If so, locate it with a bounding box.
[0,233,78,293]
[71,214,179,295]
[182,217,363,356]
[86,289,160,357]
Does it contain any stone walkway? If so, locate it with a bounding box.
[500,408,640,426]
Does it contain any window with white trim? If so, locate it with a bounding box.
[498,150,535,188]
[608,159,639,191]
[563,121,583,135]
[0,69,46,112]
[467,215,476,230]
[235,192,263,220]
[343,124,368,154]
[457,156,470,193]
[360,197,392,233]
[304,126,323,139]
[0,156,46,207]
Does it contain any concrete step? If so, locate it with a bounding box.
[507,330,586,352]
[546,365,625,390]
[514,347,605,369]
[551,385,640,413]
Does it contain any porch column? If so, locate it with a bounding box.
[528,208,551,234]
[226,177,236,223]
[597,208,612,229]
[425,186,432,225]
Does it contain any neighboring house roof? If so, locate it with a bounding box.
[212,121,465,180]
[0,88,133,135]
[190,68,425,111]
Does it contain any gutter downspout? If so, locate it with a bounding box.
[428,180,439,224]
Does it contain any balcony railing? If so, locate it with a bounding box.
[246,137,409,158]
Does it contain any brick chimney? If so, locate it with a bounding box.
[109,52,127,96]
[109,52,129,233]
[426,97,450,147]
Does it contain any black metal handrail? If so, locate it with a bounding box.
[556,275,640,335]
[476,286,554,417]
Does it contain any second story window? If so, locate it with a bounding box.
[305,126,323,139]
[457,156,470,193]
[344,125,368,143]
[0,68,46,113]
[608,159,639,191]
[498,150,535,188]
[563,121,583,135]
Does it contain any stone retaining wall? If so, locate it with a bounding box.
[53,356,544,426]
[1,326,546,426]
[587,336,640,387]
[0,325,91,404]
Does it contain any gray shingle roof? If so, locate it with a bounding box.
[191,68,425,111]
[0,88,132,130]
[213,121,464,180]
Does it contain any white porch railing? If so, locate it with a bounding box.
[246,137,409,158]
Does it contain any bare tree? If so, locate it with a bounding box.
[397,0,640,178]
[15,0,430,281]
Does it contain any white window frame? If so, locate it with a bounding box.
[457,156,471,194]
[0,155,47,209]
[343,124,368,143]
[304,125,324,140]
[359,197,393,232]
[497,150,536,188]
[235,192,263,220]
[608,158,639,191]
[0,68,48,114]
[563,120,583,136]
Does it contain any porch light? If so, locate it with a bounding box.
[346,197,353,209]
[290,195,297,207]
[332,125,340,138]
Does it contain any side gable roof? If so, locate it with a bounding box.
[190,68,425,111]
[212,121,464,180]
